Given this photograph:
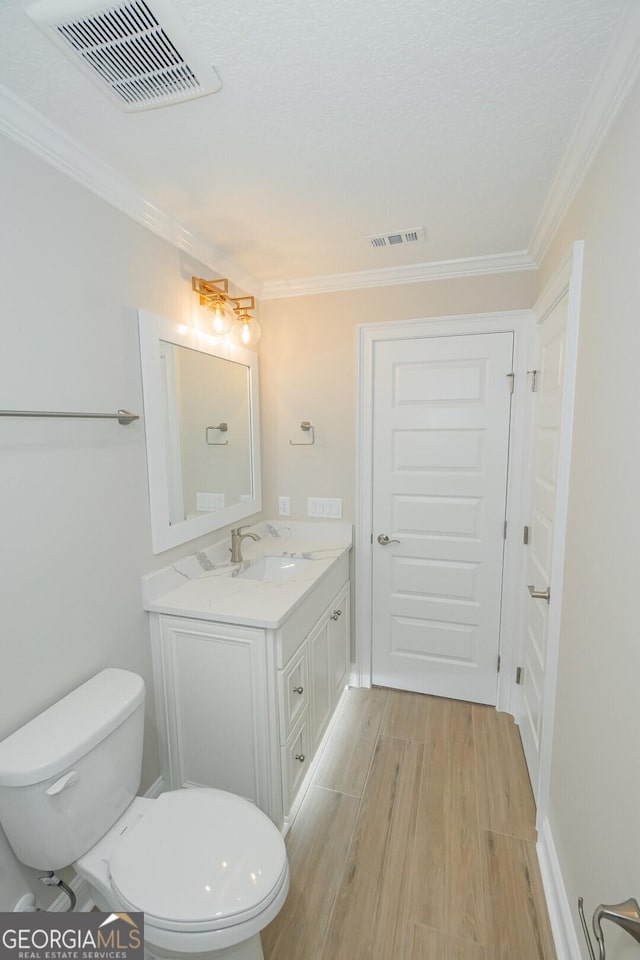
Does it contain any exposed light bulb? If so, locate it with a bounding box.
[208,297,235,336]
[231,313,261,349]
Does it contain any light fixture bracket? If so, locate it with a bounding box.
[192,277,255,316]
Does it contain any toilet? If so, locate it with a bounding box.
[0,669,289,960]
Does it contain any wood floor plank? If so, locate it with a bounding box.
[473,704,537,841]
[319,735,423,960]
[380,687,433,742]
[262,691,553,960]
[482,830,556,960]
[407,698,486,947]
[406,923,486,960]
[262,785,360,960]
[405,695,448,930]
[313,686,388,796]
[444,701,487,946]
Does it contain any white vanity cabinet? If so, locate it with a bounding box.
[150,555,350,830]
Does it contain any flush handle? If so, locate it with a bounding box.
[46,770,79,796]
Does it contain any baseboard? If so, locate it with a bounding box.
[144,775,166,799]
[348,666,369,688]
[537,817,583,960]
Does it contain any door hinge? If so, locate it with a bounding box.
[516,666,523,684]
[497,655,501,673]
[527,369,538,392]
[503,520,508,540]
[523,524,530,545]
[506,372,515,394]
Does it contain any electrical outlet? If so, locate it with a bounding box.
[278,496,291,516]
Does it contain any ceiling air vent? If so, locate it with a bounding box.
[367,226,427,249]
[26,0,222,111]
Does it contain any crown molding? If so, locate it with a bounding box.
[0,84,261,295]
[529,0,640,264]
[260,251,537,300]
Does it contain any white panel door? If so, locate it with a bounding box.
[519,295,568,788]
[371,332,514,704]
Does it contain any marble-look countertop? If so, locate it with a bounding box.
[142,521,352,628]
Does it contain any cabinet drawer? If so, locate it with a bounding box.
[281,710,311,814]
[278,645,309,742]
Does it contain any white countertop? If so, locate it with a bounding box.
[142,521,352,628]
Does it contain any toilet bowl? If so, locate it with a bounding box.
[0,669,289,960]
[75,790,289,960]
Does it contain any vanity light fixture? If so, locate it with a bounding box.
[230,309,261,348]
[192,277,261,345]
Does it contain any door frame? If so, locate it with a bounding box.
[521,241,583,825]
[355,310,534,714]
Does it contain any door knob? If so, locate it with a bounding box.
[377,533,400,545]
[528,584,550,604]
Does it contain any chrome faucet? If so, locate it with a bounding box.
[230,525,260,563]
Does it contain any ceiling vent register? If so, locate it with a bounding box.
[367,227,427,248]
[26,0,222,111]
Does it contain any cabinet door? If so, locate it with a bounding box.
[158,617,271,808]
[278,643,309,743]
[308,614,332,749]
[281,710,311,814]
[329,585,350,706]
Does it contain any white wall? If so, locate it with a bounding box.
[0,133,261,909]
[259,271,537,523]
[539,74,640,958]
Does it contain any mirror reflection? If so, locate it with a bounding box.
[138,308,261,555]
[160,341,253,524]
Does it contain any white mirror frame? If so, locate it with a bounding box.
[138,308,262,554]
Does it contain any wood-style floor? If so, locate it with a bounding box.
[263,687,556,960]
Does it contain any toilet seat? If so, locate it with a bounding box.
[109,788,288,933]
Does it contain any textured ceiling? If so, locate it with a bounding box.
[0,0,629,284]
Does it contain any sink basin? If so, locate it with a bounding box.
[235,556,314,582]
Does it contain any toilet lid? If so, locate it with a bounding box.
[109,789,287,930]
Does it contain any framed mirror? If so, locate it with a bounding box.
[138,308,261,553]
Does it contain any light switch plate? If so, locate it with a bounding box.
[307,497,342,519]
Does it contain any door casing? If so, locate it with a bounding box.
[355,310,534,715]
[519,242,583,825]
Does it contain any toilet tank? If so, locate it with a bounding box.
[0,668,145,869]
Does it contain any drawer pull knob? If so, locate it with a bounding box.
[293,685,304,694]
[330,614,339,621]
[295,754,306,763]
